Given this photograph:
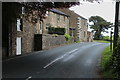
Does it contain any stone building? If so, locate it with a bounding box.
[42,9,70,34]
[77,15,88,42]
[2,3,43,58]
[42,9,70,49]
[57,8,88,42]
[2,3,70,58]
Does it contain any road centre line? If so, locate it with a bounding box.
[68,48,78,54]
[43,48,79,68]
[25,76,32,80]
[43,43,104,68]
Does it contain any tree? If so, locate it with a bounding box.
[20,0,102,22]
[3,0,102,24]
[21,2,80,22]
[89,16,112,40]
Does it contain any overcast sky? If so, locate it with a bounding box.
[69,0,115,36]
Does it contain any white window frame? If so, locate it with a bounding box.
[45,11,49,17]
[17,18,21,31]
[46,24,49,30]
[40,22,42,30]
[22,7,25,14]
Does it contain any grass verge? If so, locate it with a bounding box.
[94,40,110,43]
[100,46,114,78]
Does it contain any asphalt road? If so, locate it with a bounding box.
[2,42,109,79]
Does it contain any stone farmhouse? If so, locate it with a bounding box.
[42,9,70,49]
[57,8,88,42]
[43,9,70,34]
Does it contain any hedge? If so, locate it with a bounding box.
[48,27,65,35]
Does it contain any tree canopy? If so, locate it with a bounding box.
[20,0,102,22]
[3,0,103,23]
[89,16,113,40]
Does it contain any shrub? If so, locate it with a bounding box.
[113,37,120,77]
[48,27,65,35]
[103,36,110,41]
[100,38,120,78]
[64,34,71,41]
[48,27,55,34]
[54,27,65,35]
[108,37,120,78]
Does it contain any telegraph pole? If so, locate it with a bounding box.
[110,31,113,51]
[113,1,119,52]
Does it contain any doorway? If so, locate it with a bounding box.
[16,37,22,55]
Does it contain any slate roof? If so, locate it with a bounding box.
[49,8,69,17]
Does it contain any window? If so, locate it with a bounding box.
[46,24,49,30]
[40,22,42,30]
[57,14,60,23]
[45,11,49,16]
[17,18,23,31]
[77,17,81,22]
[22,7,25,14]
[64,16,65,22]
[84,31,86,37]
[84,21,86,26]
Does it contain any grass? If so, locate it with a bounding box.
[94,40,110,43]
[100,46,114,78]
[75,41,81,43]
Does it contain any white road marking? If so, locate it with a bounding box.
[26,76,32,80]
[68,48,78,54]
[43,48,78,68]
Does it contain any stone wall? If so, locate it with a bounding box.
[42,34,67,49]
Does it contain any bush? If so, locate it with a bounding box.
[100,38,120,79]
[100,46,114,78]
[48,27,55,34]
[48,27,65,35]
[112,37,120,78]
[103,36,110,41]
[54,28,65,35]
[64,34,71,41]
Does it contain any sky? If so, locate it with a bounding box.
[69,0,115,36]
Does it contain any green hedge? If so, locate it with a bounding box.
[112,37,120,78]
[48,27,65,35]
[102,36,110,41]
[100,37,120,79]
[48,27,55,34]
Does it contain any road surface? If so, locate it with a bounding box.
[3,42,109,79]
